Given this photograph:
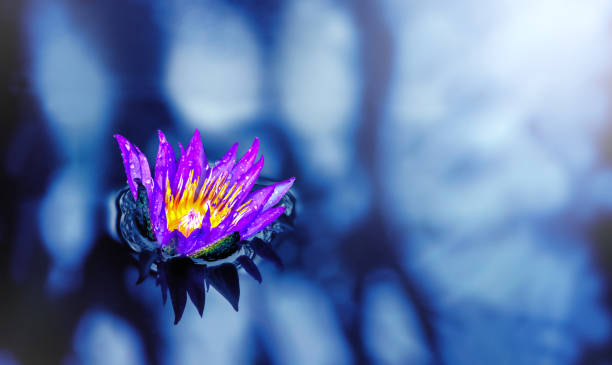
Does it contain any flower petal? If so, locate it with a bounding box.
[151,130,176,235]
[240,206,286,240]
[228,185,274,233]
[154,130,176,192]
[230,156,264,209]
[205,215,233,245]
[158,226,176,248]
[182,209,211,256]
[262,177,295,211]
[176,229,199,256]
[173,129,206,194]
[210,142,238,181]
[230,137,259,185]
[134,145,153,200]
[200,142,237,193]
[114,134,143,201]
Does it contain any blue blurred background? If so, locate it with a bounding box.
[2,0,612,364]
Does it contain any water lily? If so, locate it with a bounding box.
[114,129,295,259]
[112,129,296,323]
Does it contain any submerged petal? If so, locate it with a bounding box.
[240,206,286,240]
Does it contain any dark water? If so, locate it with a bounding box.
[2,0,612,364]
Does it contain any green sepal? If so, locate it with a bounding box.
[135,180,156,242]
[189,232,241,261]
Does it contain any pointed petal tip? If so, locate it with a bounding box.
[114,134,130,148]
[223,143,239,162]
[191,129,201,144]
[251,137,260,152]
[280,177,295,188]
[245,137,259,155]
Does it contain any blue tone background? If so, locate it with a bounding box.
[1,0,612,364]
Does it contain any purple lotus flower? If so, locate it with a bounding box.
[114,129,295,258]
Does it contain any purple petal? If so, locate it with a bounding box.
[154,130,176,192]
[212,143,238,179]
[134,145,153,200]
[176,230,191,255]
[230,138,259,185]
[174,142,185,194]
[177,209,210,255]
[178,142,185,160]
[262,177,295,211]
[231,156,264,209]
[114,134,143,201]
[205,215,233,245]
[159,228,176,248]
[175,207,214,255]
[229,186,274,233]
[173,130,206,194]
[200,207,212,237]
[151,130,176,232]
[240,206,286,240]
[186,208,212,254]
[150,185,163,234]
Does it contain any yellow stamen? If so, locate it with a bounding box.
[165,169,245,237]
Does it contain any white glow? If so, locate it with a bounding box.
[363,278,430,364]
[379,0,612,241]
[277,0,360,179]
[379,0,612,353]
[163,0,261,132]
[28,0,112,156]
[39,167,95,270]
[264,274,353,365]
[72,310,145,365]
